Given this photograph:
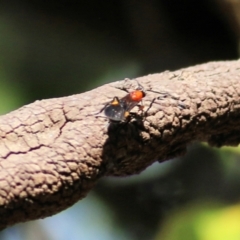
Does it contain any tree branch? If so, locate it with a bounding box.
[0,60,239,229]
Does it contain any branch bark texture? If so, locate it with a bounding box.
[0,60,240,229]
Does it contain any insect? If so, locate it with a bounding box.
[101,80,146,122]
[98,79,186,123]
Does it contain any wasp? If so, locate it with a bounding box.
[101,80,146,122]
[98,80,185,122]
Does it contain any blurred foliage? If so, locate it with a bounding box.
[0,0,239,240]
[0,68,26,113]
[155,202,240,240]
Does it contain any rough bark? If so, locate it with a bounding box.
[0,60,239,229]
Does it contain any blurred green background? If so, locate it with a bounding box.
[0,1,240,240]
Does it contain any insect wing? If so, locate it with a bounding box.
[120,94,139,112]
[104,103,125,121]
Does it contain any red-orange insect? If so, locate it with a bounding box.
[102,80,145,122]
[100,80,186,122]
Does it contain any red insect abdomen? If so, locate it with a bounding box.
[130,90,145,102]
